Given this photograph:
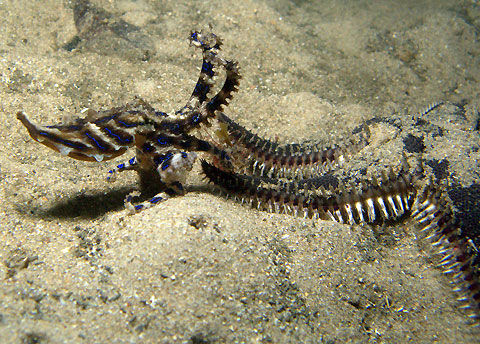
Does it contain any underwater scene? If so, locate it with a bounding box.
[0,0,479,343]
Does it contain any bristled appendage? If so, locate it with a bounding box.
[17,29,479,324]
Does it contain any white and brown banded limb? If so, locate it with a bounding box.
[216,112,371,180]
[201,159,416,225]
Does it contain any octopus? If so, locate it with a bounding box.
[17,29,479,324]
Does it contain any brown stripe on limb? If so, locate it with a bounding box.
[206,60,241,116]
[412,184,480,324]
[17,111,128,162]
[216,113,371,179]
[201,158,416,225]
[16,97,161,162]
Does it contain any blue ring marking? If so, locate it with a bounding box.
[181,152,188,158]
[193,82,209,97]
[149,196,163,204]
[191,32,206,47]
[103,127,132,143]
[161,122,181,133]
[221,151,230,160]
[85,132,107,151]
[117,120,139,128]
[153,156,165,166]
[38,132,85,149]
[155,111,168,117]
[207,95,219,109]
[161,162,170,171]
[128,157,136,165]
[157,136,169,145]
[202,61,214,76]
[135,204,144,211]
[160,153,173,170]
[191,113,201,124]
[117,163,125,169]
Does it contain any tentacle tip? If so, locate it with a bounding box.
[16,111,41,141]
[16,111,26,120]
[17,111,32,128]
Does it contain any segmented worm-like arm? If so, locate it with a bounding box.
[217,112,370,179]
